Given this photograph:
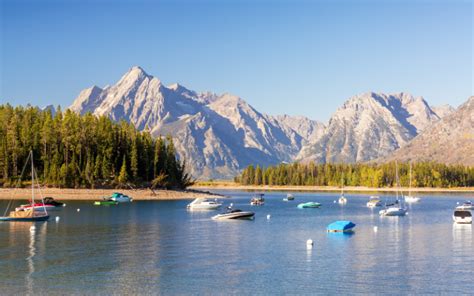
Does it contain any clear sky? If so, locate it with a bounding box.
[0,0,472,122]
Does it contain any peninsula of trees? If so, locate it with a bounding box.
[0,105,193,189]
[236,162,474,188]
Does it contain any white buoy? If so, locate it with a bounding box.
[267,214,271,220]
[63,203,66,207]
[306,239,313,248]
[30,225,36,232]
[373,226,378,232]
[230,203,233,207]
[55,216,60,222]
[333,200,336,203]
[77,208,80,212]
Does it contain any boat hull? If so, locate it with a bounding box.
[405,196,421,203]
[379,207,407,216]
[212,212,255,220]
[0,215,49,222]
[16,204,57,212]
[297,202,321,209]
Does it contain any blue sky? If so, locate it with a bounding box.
[0,0,472,121]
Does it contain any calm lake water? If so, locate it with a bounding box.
[1,191,473,295]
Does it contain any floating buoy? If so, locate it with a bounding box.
[306,239,313,248]
[63,203,66,207]
[267,214,271,220]
[230,203,233,207]
[55,216,60,222]
[77,208,80,212]
[333,200,336,203]
[373,226,378,232]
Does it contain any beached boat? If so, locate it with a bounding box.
[94,200,119,206]
[297,202,321,209]
[110,192,133,203]
[404,163,421,203]
[327,221,356,233]
[212,208,255,220]
[250,193,265,205]
[0,151,49,222]
[367,196,382,208]
[453,209,472,224]
[187,198,222,210]
[283,194,295,201]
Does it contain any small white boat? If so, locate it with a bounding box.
[405,195,421,203]
[187,198,222,210]
[250,194,265,205]
[457,201,474,210]
[405,163,421,203]
[338,175,347,205]
[212,209,255,220]
[453,209,472,224]
[15,203,57,212]
[283,194,295,201]
[367,196,382,208]
[379,207,407,217]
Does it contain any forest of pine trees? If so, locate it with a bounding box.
[236,162,474,188]
[0,104,193,189]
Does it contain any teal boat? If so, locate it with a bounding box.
[94,200,119,206]
[297,202,321,209]
[327,221,356,233]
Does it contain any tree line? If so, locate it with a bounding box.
[0,104,193,189]
[235,162,474,188]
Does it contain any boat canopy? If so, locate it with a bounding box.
[327,221,356,232]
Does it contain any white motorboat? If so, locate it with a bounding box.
[457,201,474,210]
[187,198,222,210]
[404,163,421,203]
[367,196,382,208]
[212,209,255,220]
[453,209,472,224]
[283,194,294,201]
[379,207,407,217]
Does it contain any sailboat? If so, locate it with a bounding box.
[338,174,347,205]
[404,162,421,203]
[379,162,407,217]
[0,151,50,222]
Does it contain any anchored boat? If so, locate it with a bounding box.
[453,208,472,224]
[0,151,49,222]
[283,194,295,201]
[327,221,356,233]
[212,208,255,220]
[297,202,321,209]
[187,198,222,210]
[250,193,265,205]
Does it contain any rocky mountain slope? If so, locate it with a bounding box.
[70,66,458,179]
[70,66,323,178]
[384,96,474,165]
[297,92,442,163]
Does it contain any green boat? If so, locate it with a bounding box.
[297,202,321,209]
[94,200,119,206]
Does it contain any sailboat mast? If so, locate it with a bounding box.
[31,151,34,204]
[409,162,412,196]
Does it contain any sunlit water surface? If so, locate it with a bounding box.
[1,191,473,295]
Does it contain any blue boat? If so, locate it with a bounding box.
[327,221,356,233]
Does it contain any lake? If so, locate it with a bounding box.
[1,191,473,295]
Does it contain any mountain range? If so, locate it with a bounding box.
[70,66,468,178]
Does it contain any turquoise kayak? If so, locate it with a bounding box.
[297,202,321,209]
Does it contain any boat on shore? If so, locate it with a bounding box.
[187,198,222,210]
[110,192,133,203]
[327,221,356,233]
[0,151,49,222]
[250,193,265,205]
[297,202,321,209]
[212,208,255,220]
[453,208,472,224]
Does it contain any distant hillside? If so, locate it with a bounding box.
[384,96,474,165]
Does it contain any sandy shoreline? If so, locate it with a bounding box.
[190,184,474,193]
[0,188,226,201]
